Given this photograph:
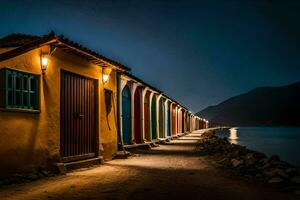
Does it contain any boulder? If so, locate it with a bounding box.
[285,168,298,176]
[252,151,267,159]
[291,176,300,184]
[268,177,283,184]
[259,158,268,165]
[231,159,243,168]
[198,147,205,150]
[263,168,288,178]
[269,155,280,162]
[28,174,39,180]
[217,158,227,164]
[233,150,240,157]
[262,162,272,170]
[203,129,300,187]
[277,170,289,178]
[244,153,257,166]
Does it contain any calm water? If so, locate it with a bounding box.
[215,127,300,166]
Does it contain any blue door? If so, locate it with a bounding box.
[122,86,131,144]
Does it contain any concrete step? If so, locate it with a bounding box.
[55,156,103,174]
[150,142,160,147]
[156,138,171,145]
[123,135,185,150]
[124,143,152,150]
[114,151,131,159]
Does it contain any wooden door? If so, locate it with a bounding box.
[60,70,98,162]
[134,88,142,143]
[159,98,164,138]
[166,102,171,137]
[122,85,132,144]
[144,91,150,141]
[182,112,185,133]
[151,95,157,139]
[187,114,190,132]
[172,104,176,135]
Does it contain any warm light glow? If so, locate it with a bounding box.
[229,127,238,144]
[103,74,109,83]
[41,54,49,74]
[102,67,112,83]
[42,57,48,68]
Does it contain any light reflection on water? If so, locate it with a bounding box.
[215,127,300,166]
[228,127,238,144]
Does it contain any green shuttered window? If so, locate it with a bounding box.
[0,68,39,110]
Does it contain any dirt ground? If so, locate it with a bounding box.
[0,130,298,200]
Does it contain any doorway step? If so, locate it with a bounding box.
[124,143,152,151]
[55,156,103,174]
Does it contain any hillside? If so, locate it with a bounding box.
[196,81,300,126]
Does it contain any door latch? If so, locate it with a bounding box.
[76,113,84,119]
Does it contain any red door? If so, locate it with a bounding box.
[144,91,150,141]
[172,104,177,135]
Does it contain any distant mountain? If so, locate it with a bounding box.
[196,81,300,127]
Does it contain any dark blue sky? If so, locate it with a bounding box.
[1,0,300,112]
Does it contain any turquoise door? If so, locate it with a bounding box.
[122,86,131,144]
[151,95,157,139]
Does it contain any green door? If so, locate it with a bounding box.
[159,98,164,138]
[151,95,157,139]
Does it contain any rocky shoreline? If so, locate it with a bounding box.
[196,130,300,194]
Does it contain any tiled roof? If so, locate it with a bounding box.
[0,32,191,111]
[123,71,189,111]
[57,35,130,71]
[123,71,162,93]
[0,32,131,71]
[0,33,42,47]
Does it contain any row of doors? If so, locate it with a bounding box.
[122,85,143,144]
[121,85,172,145]
[60,71,192,162]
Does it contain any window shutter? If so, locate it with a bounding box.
[0,69,5,108]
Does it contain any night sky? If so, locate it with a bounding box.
[1,0,300,112]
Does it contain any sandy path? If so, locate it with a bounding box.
[0,130,297,200]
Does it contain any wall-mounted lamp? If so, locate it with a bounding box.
[103,74,109,82]
[41,53,49,74]
[102,67,112,83]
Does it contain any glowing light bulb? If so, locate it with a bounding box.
[103,74,109,83]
